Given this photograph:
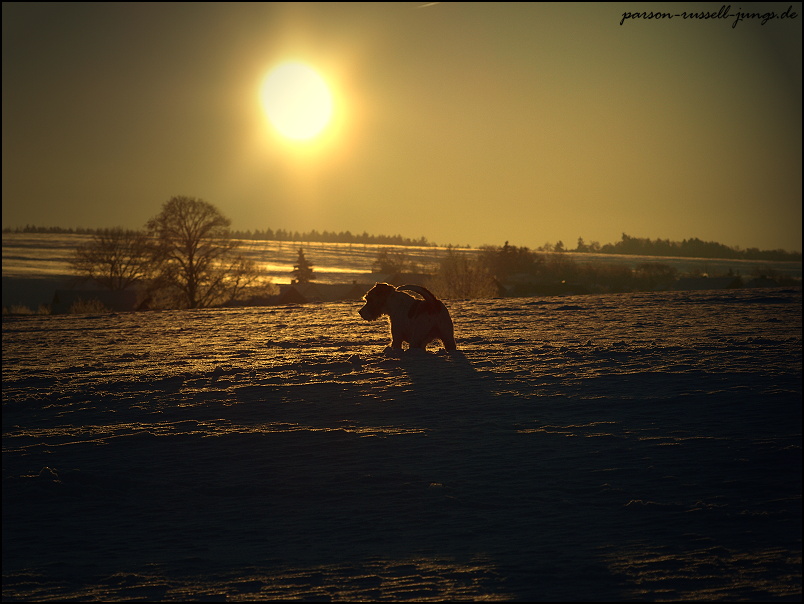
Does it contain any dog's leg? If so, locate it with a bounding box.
[389,324,405,349]
[428,326,457,351]
[442,332,457,351]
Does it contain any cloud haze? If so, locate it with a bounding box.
[2,3,801,251]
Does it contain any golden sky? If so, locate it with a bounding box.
[2,2,801,251]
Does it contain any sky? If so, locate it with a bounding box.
[2,2,802,252]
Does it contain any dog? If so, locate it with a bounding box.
[359,283,457,351]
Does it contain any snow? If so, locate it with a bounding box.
[2,288,802,601]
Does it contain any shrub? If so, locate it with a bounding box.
[428,247,498,299]
[68,298,110,314]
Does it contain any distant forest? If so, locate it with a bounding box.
[231,228,436,248]
[3,225,436,248]
[3,226,801,262]
[567,233,802,262]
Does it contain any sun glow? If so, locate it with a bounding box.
[260,61,334,141]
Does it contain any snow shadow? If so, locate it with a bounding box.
[366,350,629,600]
[393,349,498,401]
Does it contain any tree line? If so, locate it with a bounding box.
[5,225,102,235]
[7,224,800,262]
[568,233,801,262]
[428,240,799,299]
[230,228,436,247]
[5,224,436,248]
[43,207,803,313]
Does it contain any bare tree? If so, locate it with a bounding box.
[146,196,262,308]
[70,228,154,290]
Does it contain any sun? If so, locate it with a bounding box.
[260,61,334,141]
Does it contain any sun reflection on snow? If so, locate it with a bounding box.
[1,556,511,601]
[3,420,427,449]
[517,421,618,437]
[602,546,802,600]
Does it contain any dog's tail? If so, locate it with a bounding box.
[396,284,440,304]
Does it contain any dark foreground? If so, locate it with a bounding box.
[2,289,802,601]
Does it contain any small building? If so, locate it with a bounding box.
[276,282,369,305]
[673,276,742,291]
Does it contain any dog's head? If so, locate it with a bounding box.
[359,282,395,321]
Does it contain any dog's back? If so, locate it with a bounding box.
[396,284,440,304]
[398,285,444,319]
